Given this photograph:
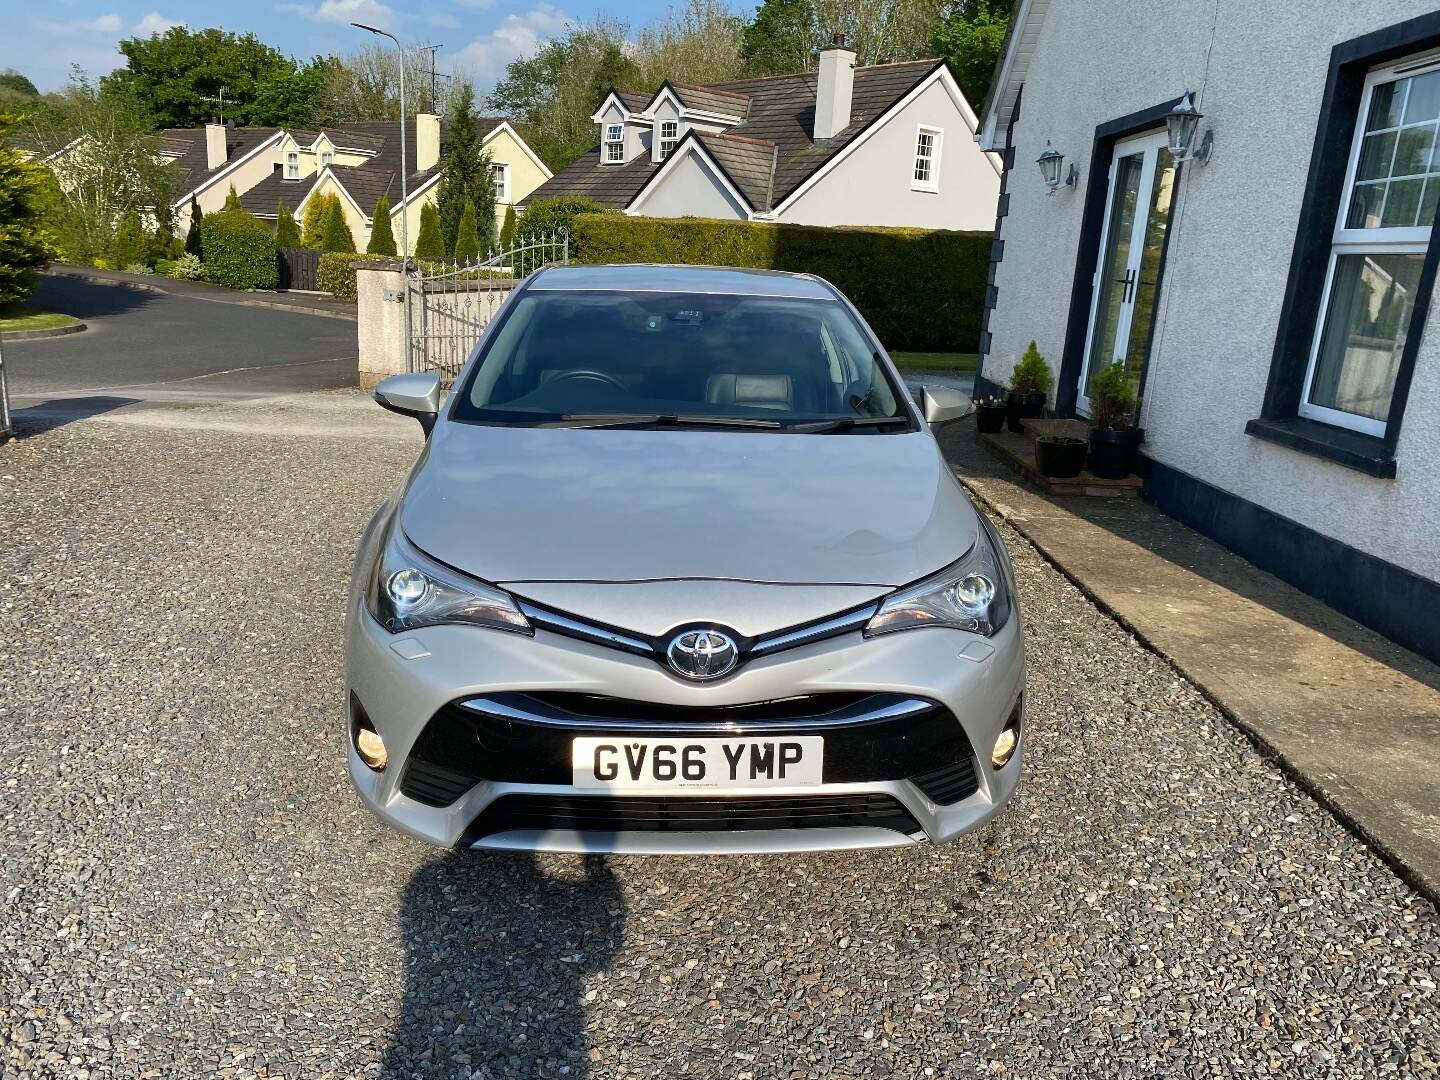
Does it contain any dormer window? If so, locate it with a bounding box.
[659,120,678,160]
[605,124,624,163]
[285,151,299,180]
[320,150,334,167]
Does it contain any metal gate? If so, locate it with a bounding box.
[407,232,569,384]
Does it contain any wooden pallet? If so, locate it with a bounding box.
[976,429,1142,497]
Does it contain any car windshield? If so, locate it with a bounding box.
[452,289,911,431]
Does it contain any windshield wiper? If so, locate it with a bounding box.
[547,413,783,430]
[792,415,913,433]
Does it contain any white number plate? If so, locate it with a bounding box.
[571,736,824,791]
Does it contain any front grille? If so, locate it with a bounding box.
[524,691,873,725]
[401,760,479,807]
[463,793,920,842]
[909,758,980,804]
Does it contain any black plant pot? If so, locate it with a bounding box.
[1006,391,1047,433]
[1035,436,1088,479]
[1088,426,1144,479]
[976,403,1007,434]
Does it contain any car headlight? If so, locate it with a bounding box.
[864,517,1014,638]
[366,518,532,636]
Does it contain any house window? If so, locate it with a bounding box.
[285,151,299,180]
[605,124,624,163]
[913,125,942,192]
[659,120,678,160]
[1299,55,1440,437]
[320,150,334,167]
[491,162,509,203]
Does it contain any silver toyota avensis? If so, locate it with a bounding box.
[345,264,1025,854]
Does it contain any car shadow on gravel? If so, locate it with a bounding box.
[382,851,623,1078]
[9,396,139,436]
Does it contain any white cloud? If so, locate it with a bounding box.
[454,3,571,85]
[426,12,463,28]
[39,13,123,34]
[131,12,185,36]
[275,0,395,26]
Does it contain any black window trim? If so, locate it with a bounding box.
[1251,10,1440,478]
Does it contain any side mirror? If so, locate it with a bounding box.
[921,385,974,428]
[374,372,441,435]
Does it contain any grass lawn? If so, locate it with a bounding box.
[0,306,81,332]
[888,351,978,373]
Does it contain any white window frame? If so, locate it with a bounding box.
[320,150,334,167]
[285,151,300,180]
[604,123,624,164]
[912,124,942,193]
[491,161,510,203]
[659,120,679,160]
[1299,52,1440,437]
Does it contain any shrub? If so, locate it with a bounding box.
[517,196,606,247]
[184,196,203,258]
[320,196,355,253]
[122,262,151,274]
[498,203,517,250]
[1009,340,1052,395]
[111,209,151,269]
[201,208,278,290]
[316,251,359,301]
[165,252,203,279]
[275,204,301,247]
[568,214,991,352]
[454,200,481,262]
[224,184,243,211]
[1089,360,1138,429]
[367,196,396,256]
[0,118,57,304]
[415,202,445,258]
[301,194,329,248]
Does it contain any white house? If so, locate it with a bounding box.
[975,1,1440,663]
[522,37,1001,230]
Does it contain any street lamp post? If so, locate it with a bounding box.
[352,21,413,373]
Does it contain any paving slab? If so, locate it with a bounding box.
[939,419,1440,904]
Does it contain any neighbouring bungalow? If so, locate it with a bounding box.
[160,115,551,254]
[523,36,1001,230]
[975,0,1440,663]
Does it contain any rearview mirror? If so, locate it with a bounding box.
[921,385,973,428]
[374,372,441,435]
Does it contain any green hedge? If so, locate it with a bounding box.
[201,209,278,290]
[317,252,360,301]
[517,196,608,247]
[568,214,991,352]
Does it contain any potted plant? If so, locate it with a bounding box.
[1007,341,1052,432]
[1034,425,1088,478]
[973,393,1007,434]
[1088,361,1143,478]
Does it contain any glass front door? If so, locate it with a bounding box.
[1078,129,1178,414]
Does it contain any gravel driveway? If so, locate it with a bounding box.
[1,397,1437,1079]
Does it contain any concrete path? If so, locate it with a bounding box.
[938,420,1440,904]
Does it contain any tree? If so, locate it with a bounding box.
[0,113,59,304]
[931,0,1013,106]
[498,203,517,250]
[21,72,173,264]
[741,0,818,75]
[148,223,180,265]
[275,204,300,246]
[453,200,481,261]
[111,209,150,267]
[250,58,337,127]
[367,196,396,255]
[436,84,495,256]
[324,44,463,122]
[319,195,355,253]
[100,26,295,127]
[414,202,445,258]
[185,196,204,258]
[224,184,242,211]
[0,71,39,97]
[301,193,333,249]
[633,0,745,88]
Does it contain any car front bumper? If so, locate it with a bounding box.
[343,589,1026,854]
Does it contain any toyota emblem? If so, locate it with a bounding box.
[666,628,739,680]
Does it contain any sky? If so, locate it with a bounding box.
[2,0,693,96]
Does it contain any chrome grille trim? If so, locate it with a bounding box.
[457,693,935,732]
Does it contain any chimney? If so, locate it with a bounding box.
[813,33,855,141]
[416,113,441,172]
[205,122,227,170]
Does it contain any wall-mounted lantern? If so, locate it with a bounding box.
[1167,92,1213,165]
[1036,142,1078,190]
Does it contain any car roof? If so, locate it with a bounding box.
[526,263,837,300]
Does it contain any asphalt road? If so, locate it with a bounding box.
[1,395,1436,1078]
[4,276,357,408]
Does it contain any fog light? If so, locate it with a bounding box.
[991,727,1018,769]
[355,726,388,771]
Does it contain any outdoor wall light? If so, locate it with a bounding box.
[1167,92,1214,165]
[1036,142,1078,190]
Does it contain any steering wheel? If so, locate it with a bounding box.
[548,369,628,392]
